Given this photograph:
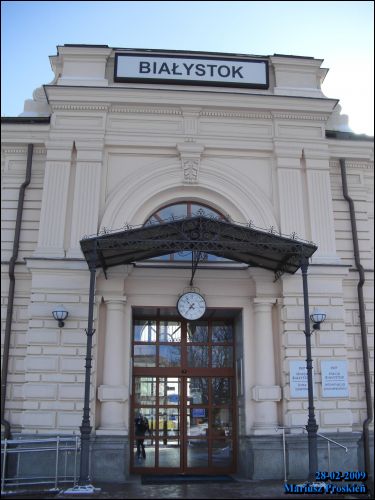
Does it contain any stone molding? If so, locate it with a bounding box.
[110,105,182,115]
[252,385,282,402]
[97,385,128,402]
[329,159,374,170]
[51,104,110,112]
[102,295,127,305]
[80,106,332,122]
[201,110,271,119]
[1,146,47,156]
[253,297,278,306]
[272,112,329,122]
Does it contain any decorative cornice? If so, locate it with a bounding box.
[329,159,374,171]
[51,104,110,112]
[272,111,329,122]
[201,110,271,120]
[200,110,329,121]
[110,105,182,115]
[1,146,46,156]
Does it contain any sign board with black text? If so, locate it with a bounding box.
[321,360,349,398]
[114,53,269,89]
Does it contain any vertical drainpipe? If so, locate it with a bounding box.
[339,158,373,477]
[1,144,34,439]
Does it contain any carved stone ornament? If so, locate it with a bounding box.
[183,159,199,184]
[177,142,204,185]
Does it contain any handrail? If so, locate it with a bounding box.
[1,436,80,493]
[316,432,348,452]
[275,426,349,482]
[274,426,348,451]
[2,437,78,445]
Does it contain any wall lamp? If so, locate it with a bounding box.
[310,308,327,330]
[52,305,69,328]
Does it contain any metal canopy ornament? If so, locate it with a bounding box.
[80,216,317,279]
[78,215,319,484]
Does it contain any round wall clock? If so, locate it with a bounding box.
[177,291,206,320]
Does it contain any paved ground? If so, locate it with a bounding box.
[2,475,372,499]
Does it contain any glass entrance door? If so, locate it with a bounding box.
[131,318,236,474]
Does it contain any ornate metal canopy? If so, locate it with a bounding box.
[78,215,318,481]
[80,216,317,279]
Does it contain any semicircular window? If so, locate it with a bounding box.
[143,202,231,262]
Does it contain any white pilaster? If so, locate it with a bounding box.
[274,143,306,239]
[277,164,306,238]
[67,147,103,258]
[304,149,339,263]
[249,269,281,434]
[98,296,127,431]
[252,298,281,433]
[34,144,72,257]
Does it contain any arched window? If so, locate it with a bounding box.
[143,202,230,262]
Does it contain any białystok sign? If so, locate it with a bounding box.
[114,53,269,88]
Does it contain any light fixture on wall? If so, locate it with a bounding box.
[52,305,69,328]
[310,308,327,330]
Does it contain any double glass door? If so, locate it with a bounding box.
[131,318,236,474]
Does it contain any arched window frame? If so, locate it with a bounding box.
[143,201,230,262]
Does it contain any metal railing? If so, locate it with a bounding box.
[1,436,80,493]
[275,426,348,482]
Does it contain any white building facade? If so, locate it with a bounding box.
[1,45,374,483]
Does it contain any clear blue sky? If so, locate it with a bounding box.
[1,1,373,135]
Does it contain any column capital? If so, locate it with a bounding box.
[102,295,127,305]
[253,297,277,306]
[45,142,74,161]
[76,148,104,163]
[249,268,280,297]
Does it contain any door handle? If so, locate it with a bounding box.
[181,369,187,374]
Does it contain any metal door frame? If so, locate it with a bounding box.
[130,315,237,474]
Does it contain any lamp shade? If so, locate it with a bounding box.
[310,308,326,327]
[52,305,69,326]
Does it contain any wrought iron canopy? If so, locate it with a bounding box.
[80,216,317,278]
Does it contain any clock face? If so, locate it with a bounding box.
[177,292,206,320]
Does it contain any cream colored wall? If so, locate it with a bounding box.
[1,47,373,438]
[1,145,46,262]
[1,142,47,431]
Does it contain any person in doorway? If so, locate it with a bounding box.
[135,411,150,460]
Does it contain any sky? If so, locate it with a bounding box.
[1,1,374,135]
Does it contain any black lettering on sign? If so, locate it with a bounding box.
[172,63,183,75]
[195,64,205,76]
[139,61,151,73]
[183,63,194,75]
[218,65,230,77]
[158,62,171,75]
[206,64,217,76]
[232,66,244,78]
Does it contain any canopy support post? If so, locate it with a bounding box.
[79,241,97,484]
[301,256,319,481]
